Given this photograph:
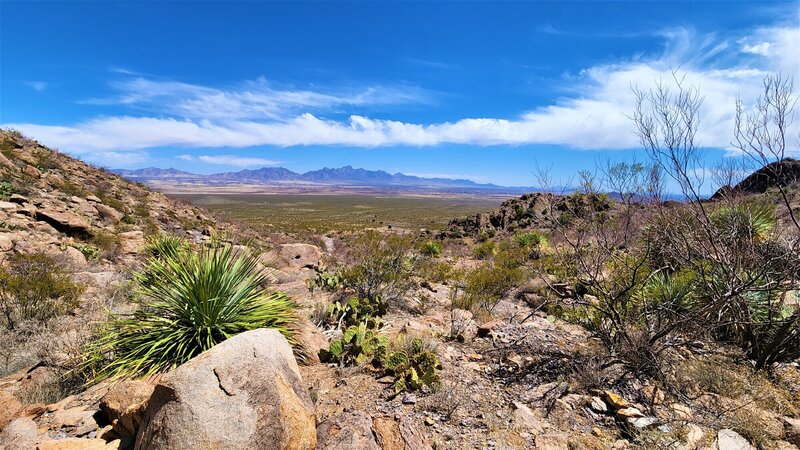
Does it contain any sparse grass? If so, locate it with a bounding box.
[54,180,88,198]
[172,193,500,235]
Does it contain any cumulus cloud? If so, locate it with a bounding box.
[5,25,799,164]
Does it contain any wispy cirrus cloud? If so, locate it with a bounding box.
[5,24,799,165]
[177,153,280,167]
[81,77,434,120]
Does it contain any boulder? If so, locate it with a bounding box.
[62,246,88,269]
[712,429,755,450]
[100,380,155,438]
[0,417,38,450]
[135,329,316,450]
[23,165,41,178]
[0,234,14,252]
[118,231,144,254]
[0,201,18,211]
[276,243,323,269]
[35,209,92,237]
[0,390,23,431]
[95,204,123,223]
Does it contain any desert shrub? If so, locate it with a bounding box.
[472,240,495,259]
[0,253,83,330]
[90,230,122,259]
[87,245,297,381]
[462,261,524,312]
[96,193,127,215]
[419,239,443,258]
[383,334,440,393]
[338,231,417,305]
[416,259,456,284]
[0,181,14,200]
[32,148,57,172]
[144,234,189,261]
[54,180,88,198]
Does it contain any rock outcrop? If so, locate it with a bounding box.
[135,329,316,450]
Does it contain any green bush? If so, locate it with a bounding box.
[472,240,496,259]
[87,246,297,381]
[0,182,14,200]
[462,262,524,312]
[419,240,443,258]
[338,231,417,305]
[0,252,83,330]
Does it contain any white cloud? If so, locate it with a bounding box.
[24,81,48,91]
[177,154,279,167]
[741,41,772,56]
[5,25,799,165]
[80,77,432,120]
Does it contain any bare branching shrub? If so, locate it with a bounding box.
[0,252,83,330]
[338,231,418,307]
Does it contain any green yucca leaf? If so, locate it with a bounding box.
[86,245,297,382]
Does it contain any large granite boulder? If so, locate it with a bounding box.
[135,329,316,450]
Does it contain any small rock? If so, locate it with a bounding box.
[0,201,18,210]
[0,391,23,431]
[95,204,123,222]
[70,196,85,204]
[20,403,46,419]
[670,403,693,421]
[8,194,28,204]
[589,396,607,413]
[602,390,629,410]
[510,401,545,435]
[627,416,658,428]
[0,417,38,450]
[424,417,435,426]
[0,235,14,252]
[641,385,665,405]
[402,394,417,405]
[616,407,644,419]
[86,195,101,203]
[477,320,503,338]
[713,429,756,450]
[465,353,483,361]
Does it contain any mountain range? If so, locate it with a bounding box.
[112,166,522,192]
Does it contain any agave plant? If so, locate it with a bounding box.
[88,245,296,381]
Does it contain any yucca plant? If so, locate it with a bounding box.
[711,201,777,241]
[144,234,190,261]
[87,245,296,381]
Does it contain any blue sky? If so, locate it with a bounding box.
[1,1,799,187]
